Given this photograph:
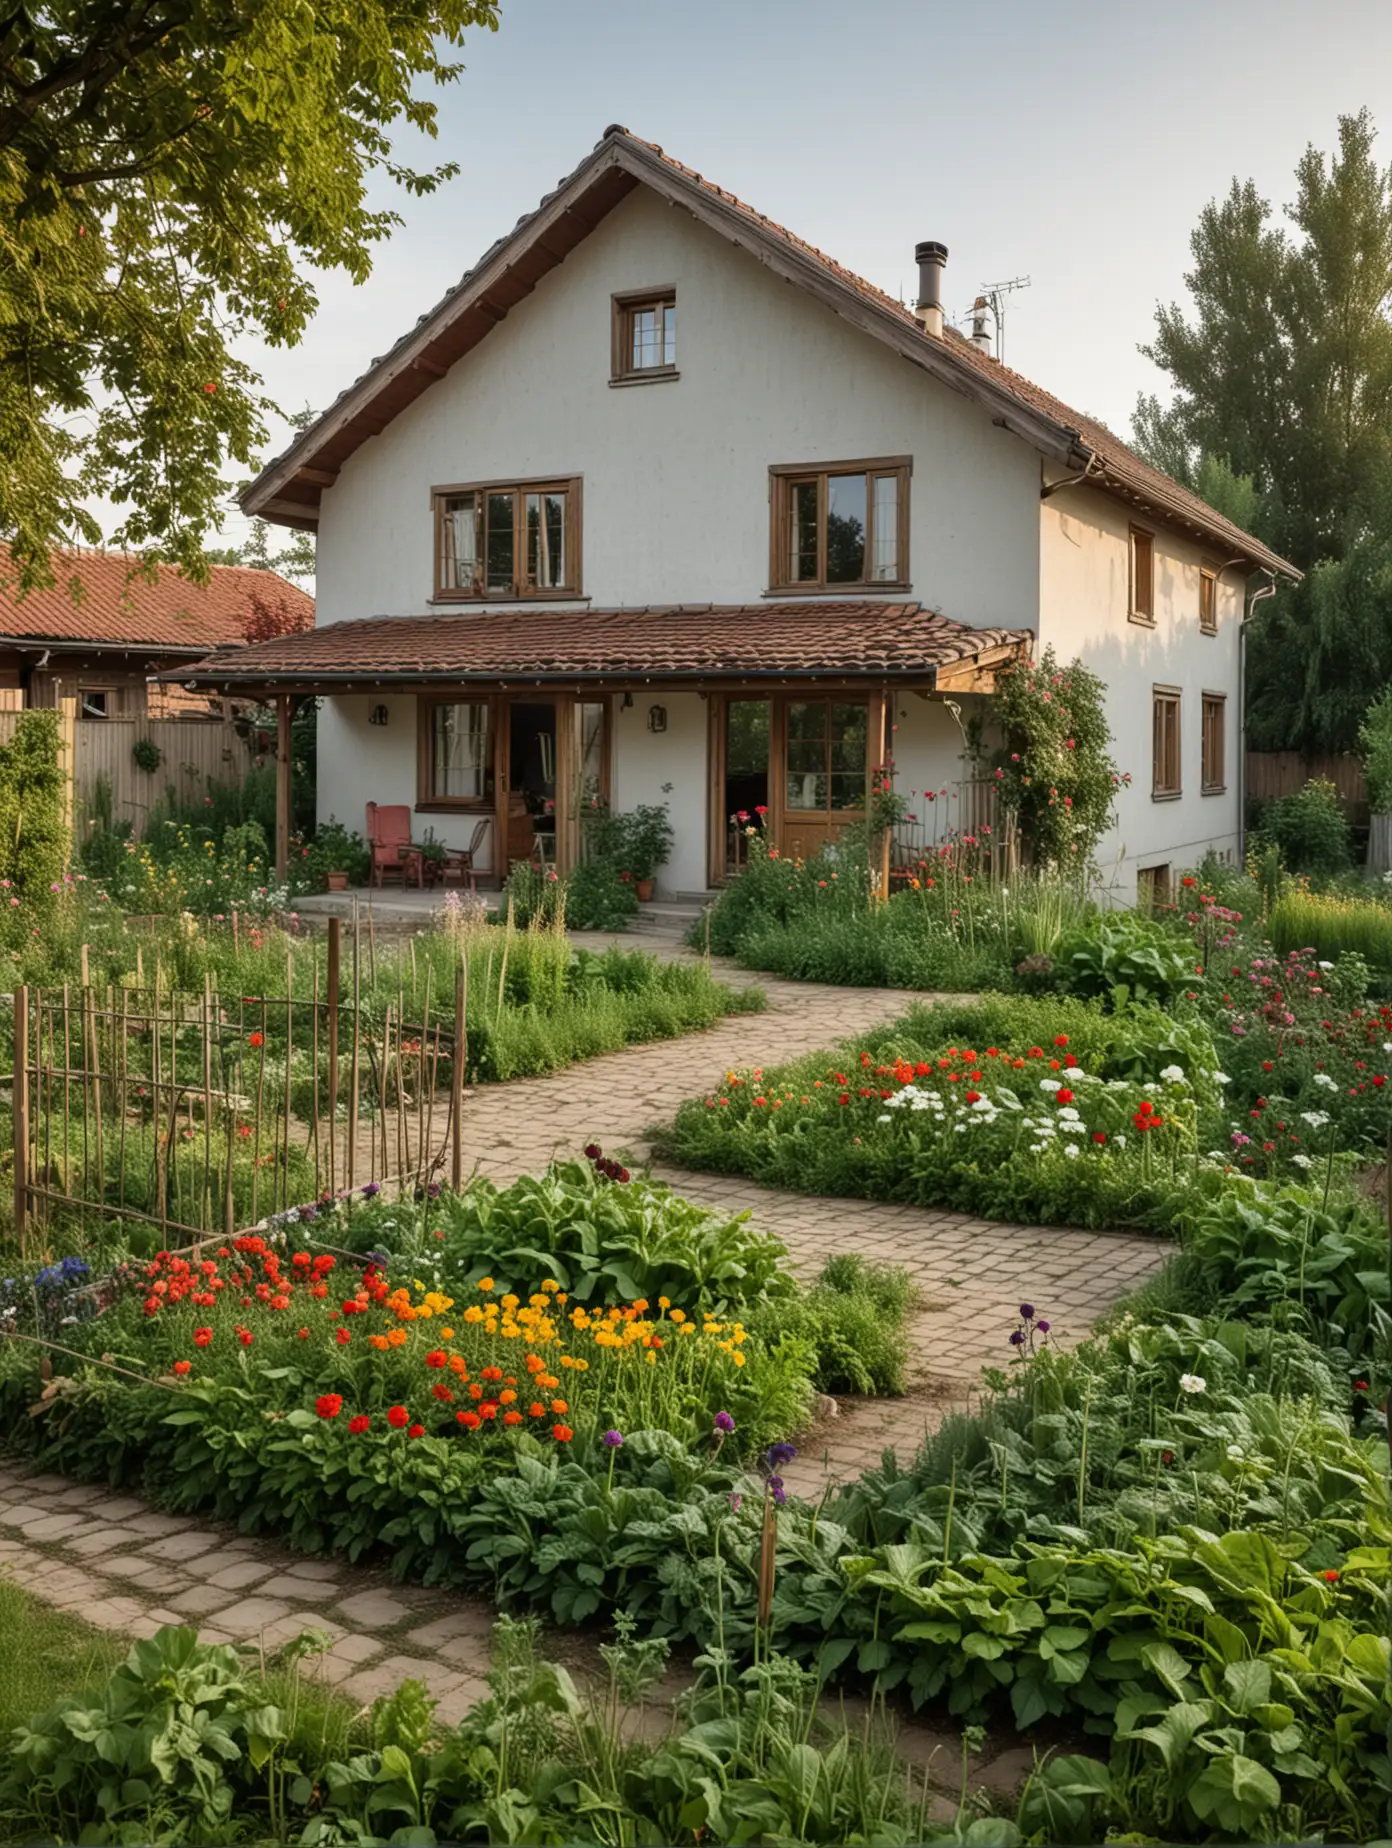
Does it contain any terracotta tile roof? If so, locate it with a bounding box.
[171,603,1031,688]
[0,549,314,652]
[244,127,1296,581]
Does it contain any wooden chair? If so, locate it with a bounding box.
[366,802,419,889]
[441,817,490,891]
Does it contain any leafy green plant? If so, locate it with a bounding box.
[1254,778,1352,877]
[989,648,1124,867]
[131,735,163,774]
[1358,684,1392,813]
[1053,913,1196,1007]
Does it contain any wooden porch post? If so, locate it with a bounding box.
[867,685,891,900]
[554,694,576,875]
[274,695,293,885]
[57,695,77,844]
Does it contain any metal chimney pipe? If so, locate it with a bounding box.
[914,240,947,338]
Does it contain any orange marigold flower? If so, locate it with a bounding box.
[498,1388,517,1405]
[551,1398,568,1415]
[172,1360,191,1376]
[553,1423,573,1442]
[529,1401,546,1417]
[456,1410,481,1430]
[503,1409,523,1426]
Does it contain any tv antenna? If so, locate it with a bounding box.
[979,275,1031,364]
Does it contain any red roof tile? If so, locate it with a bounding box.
[245,127,1296,580]
[172,602,1030,687]
[0,549,314,652]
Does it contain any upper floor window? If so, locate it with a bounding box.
[769,458,910,593]
[433,478,581,600]
[1152,685,1181,799]
[612,289,676,383]
[1199,564,1218,635]
[1202,692,1226,792]
[1130,526,1155,624]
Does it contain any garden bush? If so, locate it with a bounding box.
[1253,778,1352,877]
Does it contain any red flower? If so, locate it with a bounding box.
[553,1423,574,1442]
[315,1393,343,1419]
[1056,1088,1074,1105]
[407,1423,425,1439]
[964,1089,981,1105]
[1092,1131,1106,1145]
[172,1360,191,1376]
[336,1327,351,1346]
[194,1327,212,1347]
[457,1410,481,1430]
[503,1409,523,1425]
[238,1329,253,1347]
[425,1349,446,1369]
[298,1327,310,1340]
[1053,1035,1069,1048]
[348,1414,371,1433]
[387,1405,409,1428]
[431,1383,455,1402]
[248,1032,264,1049]
[1321,1569,1340,1583]
[1136,1100,1154,1117]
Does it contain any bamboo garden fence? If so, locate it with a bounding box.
[7,919,468,1256]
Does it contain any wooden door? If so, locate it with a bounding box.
[774,695,870,862]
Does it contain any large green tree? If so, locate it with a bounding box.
[1133,109,1392,752]
[0,0,497,592]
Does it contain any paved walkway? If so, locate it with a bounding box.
[0,952,1160,1791]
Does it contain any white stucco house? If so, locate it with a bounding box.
[176,126,1297,902]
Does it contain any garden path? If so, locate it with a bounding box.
[443,943,1168,1498]
[0,951,1161,1801]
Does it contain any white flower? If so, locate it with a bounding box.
[1319,960,1334,971]
[1063,1143,1079,1158]
[971,1096,994,1112]
[1290,1153,1312,1169]
[1039,1079,1061,1093]
[1312,1072,1338,1091]
[876,1114,891,1124]
[1300,1110,1330,1129]
[1159,1064,1186,1085]
[1179,1373,1206,1395]
[1114,1133,1126,1147]
[1214,1073,1230,1086]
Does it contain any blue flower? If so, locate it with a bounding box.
[765,1441,797,1473]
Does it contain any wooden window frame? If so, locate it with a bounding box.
[1199,563,1218,635]
[1201,691,1226,794]
[416,692,497,813]
[610,288,678,386]
[1137,863,1172,908]
[1152,685,1181,800]
[430,476,583,603]
[767,456,912,596]
[1129,525,1155,625]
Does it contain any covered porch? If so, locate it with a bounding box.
[166,602,1032,892]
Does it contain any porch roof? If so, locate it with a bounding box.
[163,602,1032,693]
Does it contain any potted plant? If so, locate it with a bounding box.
[621,802,674,901]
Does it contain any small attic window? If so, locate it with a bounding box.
[611,289,677,384]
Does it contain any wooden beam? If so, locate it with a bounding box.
[411,357,448,379]
[298,466,339,488]
[275,695,293,883]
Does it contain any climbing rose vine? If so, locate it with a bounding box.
[991,647,1125,866]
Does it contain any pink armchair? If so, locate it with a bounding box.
[365,802,419,889]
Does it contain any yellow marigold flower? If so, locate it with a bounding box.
[542,1278,559,1292]
[669,1309,686,1325]
[478,1277,495,1292]
[463,1305,484,1324]
[658,1296,670,1310]
[501,1293,519,1310]
[440,1327,454,1340]
[732,1352,745,1367]
[646,1351,656,1366]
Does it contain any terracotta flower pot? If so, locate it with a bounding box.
[326,870,349,892]
[635,878,655,902]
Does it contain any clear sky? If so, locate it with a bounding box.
[226,0,1392,548]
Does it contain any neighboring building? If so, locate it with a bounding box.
[0,549,313,719]
[177,127,1297,898]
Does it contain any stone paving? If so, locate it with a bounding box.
[0,949,1165,1792]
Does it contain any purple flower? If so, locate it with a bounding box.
[765,1441,797,1472]
[1019,1303,1035,1320]
[714,1411,736,1434]
[1008,1329,1025,1346]
[298,1203,317,1223]
[1036,1319,1050,1334]
[602,1429,623,1448]
[767,1475,787,1506]
[361,1181,380,1199]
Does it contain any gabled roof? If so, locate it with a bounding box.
[167,602,1031,691]
[0,549,314,653]
[243,126,1297,581]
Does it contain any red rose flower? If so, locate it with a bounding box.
[315,1393,343,1419]
[387,1405,409,1428]
[348,1415,371,1434]
[407,1423,425,1439]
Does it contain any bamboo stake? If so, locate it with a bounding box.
[152,983,167,1234]
[282,943,294,1215]
[395,964,407,1183]
[38,987,51,1222]
[415,964,431,1186]
[60,983,72,1209]
[377,1002,391,1184]
[367,900,377,992]
[89,983,104,1214]
[202,975,214,1230]
[311,957,322,1199]
[451,962,465,1192]
[348,902,361,1187]
[136,945,144,987]
[80,942,89,987]
[326,916,340,1196]
[12,986,28,1254]
[168,976,180,1226]
[252,998,267,1224]
[117,987,129,1213]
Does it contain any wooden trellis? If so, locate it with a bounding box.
[9,919,469,1254]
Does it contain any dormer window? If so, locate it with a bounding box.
[433,477,582,600]
[611,289,677,384]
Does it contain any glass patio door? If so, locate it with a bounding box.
[776,696,868,861]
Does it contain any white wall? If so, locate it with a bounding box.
[314,187,1040,628]
[610,691,708,894]
[1039,483,1243,899]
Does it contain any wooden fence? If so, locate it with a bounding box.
[0,707,253,840]
[1245,751,1369,822]
[8,918,467,1254]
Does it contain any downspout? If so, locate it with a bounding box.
[1239,569,1279,862]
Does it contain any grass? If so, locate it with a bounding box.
[1269,888,1392,974]
[0,1578,127,1735]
